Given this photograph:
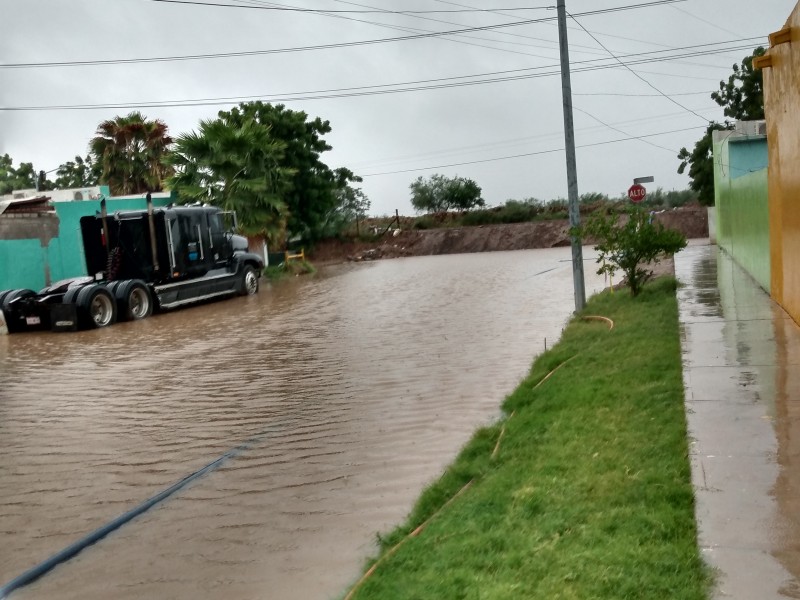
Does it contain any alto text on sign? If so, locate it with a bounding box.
[628,184,646,203]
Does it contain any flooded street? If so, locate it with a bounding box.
[1,248,604,600]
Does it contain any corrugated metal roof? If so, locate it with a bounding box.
[0,196,53,215]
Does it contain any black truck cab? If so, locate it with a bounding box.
[0,200,264,333]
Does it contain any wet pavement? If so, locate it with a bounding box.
[676,242,800,599]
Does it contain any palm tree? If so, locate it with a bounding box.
[90,112,173,195]
[165,116,294,245]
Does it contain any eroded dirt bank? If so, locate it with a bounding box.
[309,207,709,263]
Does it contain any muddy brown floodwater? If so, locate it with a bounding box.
[0,248,605,600]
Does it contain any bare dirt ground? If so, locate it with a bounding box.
[308,206,709,265]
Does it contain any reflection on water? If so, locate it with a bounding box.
[0,248,604,600]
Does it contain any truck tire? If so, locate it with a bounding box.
[2,289,35,312]
[238,265,259,296]
[76,284,117,329]
[63,286,81,306]
[2,289,36,333]
[115,279,153,321]
[104,281,123,298]
[0,290,14,308]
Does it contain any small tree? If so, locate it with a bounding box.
[410,174,483,213]
[318,183,370,238]
[677,122,731,206]
[578,207,687,297]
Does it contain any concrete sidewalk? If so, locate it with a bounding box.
[675,242,800,599]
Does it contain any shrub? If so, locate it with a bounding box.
[576,207,687,296]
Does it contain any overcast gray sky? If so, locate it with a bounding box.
[1,0,794,216]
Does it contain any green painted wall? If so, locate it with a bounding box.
[0,239,48,291]
[0,195,173,292]
[714,138,771,292]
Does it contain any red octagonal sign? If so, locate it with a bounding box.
[628,183,646,203]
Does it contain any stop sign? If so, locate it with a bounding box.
[628,183,646,203]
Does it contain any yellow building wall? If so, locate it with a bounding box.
[763,4,800,324]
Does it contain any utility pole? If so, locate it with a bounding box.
[557,0,586,312]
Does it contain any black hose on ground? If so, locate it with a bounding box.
[0,419,296,599]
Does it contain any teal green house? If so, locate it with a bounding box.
[712,122,770,292]
[0,187,174,292]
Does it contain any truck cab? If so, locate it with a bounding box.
[1,200,264,333]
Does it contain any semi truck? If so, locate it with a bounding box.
[0,195,264,333]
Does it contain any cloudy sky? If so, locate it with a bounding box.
[1,0,794,216]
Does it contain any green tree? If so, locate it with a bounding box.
[165,116,294,242]
[711,47,766,121]
[410,174,484,213]
[677,47,766,206]
[676,122,731,206]
[578,207,687,297]
[318,181,370,238]
[0,155,54,194]
[90,112,173,195]
[217,102,359,241]
[54,155,98,189]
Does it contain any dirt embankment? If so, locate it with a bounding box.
[308,206,709,264]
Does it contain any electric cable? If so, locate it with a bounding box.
[320,0,613,57]
[359,125,705,177]
[0,0,690,69]
[146,0,554,13]
[348,107,717,171]
[0,40,760,111]
[572,106,677,154]
[567,11,711,124]
[210,0,563,60]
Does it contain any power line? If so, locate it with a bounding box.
[0,0,688,68]
[359,126,704,176]
[567,11,710,124]
[147,0,553,13]
[319,0,613,58]
[166,0,565,62]
[0,39,759,111]
[668,5,744,39]
[431,0,697,61]
[572,106,677,154]
[316,0,583,58]
[260,0,562,60]
[574,90,713,97]
[319,0,745,75]
[349,107,716,170]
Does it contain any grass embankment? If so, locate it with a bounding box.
[346,278,709,600]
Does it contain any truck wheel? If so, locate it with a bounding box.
[115,280,153,321]
[63,286,81,306]
[239,265,259,296]
[76,284,117,329]
[0,290,14,307]
[2,289,35,312]
[2,289,36,333]
[105,281,123,297]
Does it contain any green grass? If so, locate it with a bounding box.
[346,277,710,600]
[262,260,316,282]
